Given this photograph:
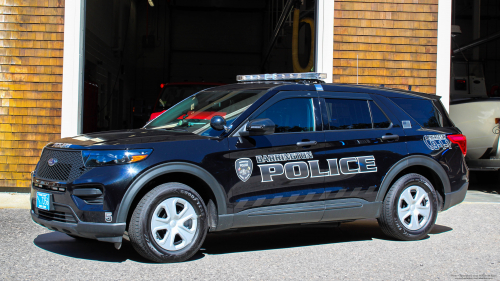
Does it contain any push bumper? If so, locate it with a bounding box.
[442,182,469,211]
[31,210,126,243]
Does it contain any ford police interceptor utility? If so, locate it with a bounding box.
[30,73,469,263]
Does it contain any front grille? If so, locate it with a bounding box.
[35,148,92,182]
[38,209,77,223]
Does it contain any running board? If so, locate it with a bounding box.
[215,199,382,231]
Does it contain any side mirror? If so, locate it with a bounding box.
[240,118,275,136]
[210,115,227,131]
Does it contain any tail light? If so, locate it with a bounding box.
[447,134,467,156]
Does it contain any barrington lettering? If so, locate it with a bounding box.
[256,151,314,163]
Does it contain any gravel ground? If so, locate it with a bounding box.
[0,201,499,281]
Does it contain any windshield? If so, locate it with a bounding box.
[145,88,269,136]
[157,84,217,112]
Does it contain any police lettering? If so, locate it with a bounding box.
[257,155,377,182]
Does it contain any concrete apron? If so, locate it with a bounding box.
[0,189,499,210]
[0,193,30,209]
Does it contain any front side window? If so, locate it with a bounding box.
[390,98,442,128]
[146,88,268,136]
[324,99,372,130]
[256,98,316,133]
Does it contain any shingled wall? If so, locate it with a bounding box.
[333,0,439,94]
[0,0,64,192]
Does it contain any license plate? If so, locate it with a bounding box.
[36,192,51,211]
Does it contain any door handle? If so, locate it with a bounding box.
[296,141,317,147]
[381,135,399,141]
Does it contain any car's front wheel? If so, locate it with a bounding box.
[129,183,208,263]
[378,173,438,241]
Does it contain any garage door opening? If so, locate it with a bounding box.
[82,0,318,133]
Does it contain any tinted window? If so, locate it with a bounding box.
[391,98,442,128]
[257,98,315,133]
[325,99,371,130]
[369,101,391,128]
[432,100,453,127]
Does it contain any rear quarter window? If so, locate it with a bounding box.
[390,98,446,128]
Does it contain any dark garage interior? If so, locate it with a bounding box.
[83,0,317,133]
[451,0,500,98]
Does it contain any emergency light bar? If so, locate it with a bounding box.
[236,72,327,82]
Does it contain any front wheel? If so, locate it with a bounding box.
[128,183,208,263]
[378,173,438,241]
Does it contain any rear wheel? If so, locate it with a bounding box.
[129,183,208,263]
[378,173,438,241]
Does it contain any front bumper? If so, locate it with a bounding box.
[31,210,126,243]
[443,181,469,211]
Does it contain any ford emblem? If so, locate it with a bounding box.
[48,158,58,167]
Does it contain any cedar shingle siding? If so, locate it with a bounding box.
[333,0,439,94]
[0,0,64,191]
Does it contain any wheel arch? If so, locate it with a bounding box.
[376,155,451,204]
[115,162,228,224]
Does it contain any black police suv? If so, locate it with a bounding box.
[30,73,469,263]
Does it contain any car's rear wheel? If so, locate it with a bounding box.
[378,173,438,241]
[129,183,208,263]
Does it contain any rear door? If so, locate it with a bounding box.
[318,92,407,219]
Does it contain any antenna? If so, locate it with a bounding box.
[357,55,359,85]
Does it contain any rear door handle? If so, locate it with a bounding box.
[296,141,318,147]
[381,135,399,141]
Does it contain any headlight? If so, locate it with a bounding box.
[82,149,153,167]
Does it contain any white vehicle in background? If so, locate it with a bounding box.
[449,61,500,179]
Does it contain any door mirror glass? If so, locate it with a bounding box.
[240,118,275,136]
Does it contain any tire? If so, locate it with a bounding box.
[377,173,438,241]
[128,183,208,263]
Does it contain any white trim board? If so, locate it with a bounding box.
[61,0,85,138]
[436,0,452,112]
[315,0,334,83]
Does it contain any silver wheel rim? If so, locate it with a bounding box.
[397,185,431,231]
[150,197,198,251]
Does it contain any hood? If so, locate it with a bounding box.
[46,129,209,148]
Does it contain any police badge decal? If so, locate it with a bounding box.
[235,158,253,182]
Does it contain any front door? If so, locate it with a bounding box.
[227,92,326,219]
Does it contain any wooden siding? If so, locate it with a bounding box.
[0,0,64,191]
[333,0,438,94]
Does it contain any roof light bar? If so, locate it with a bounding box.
[236,72,327,82]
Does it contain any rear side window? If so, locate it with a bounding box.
[390,98,443,128]
[369,101,391,128]
[324,99,372,130]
